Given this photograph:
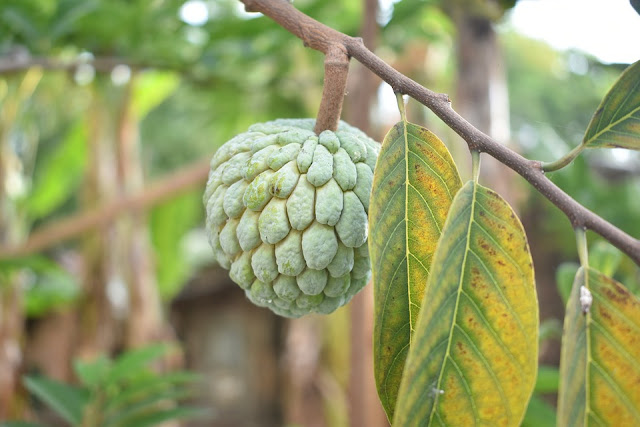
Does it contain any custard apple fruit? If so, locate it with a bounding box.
[204,119,379,317]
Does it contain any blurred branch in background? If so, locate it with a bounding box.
[0,159,210,259]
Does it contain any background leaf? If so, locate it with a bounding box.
[521,395,556,427]
[27,120,86,221]
[23,376,89,425]
[105,343,167,385]
[583,60,640,149]
[369,121,462,419]
[534,365,560,394]
[393,180,538,426]
[588,240,622,276]
[557,267,640,425]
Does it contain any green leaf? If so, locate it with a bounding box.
[535,365,560,394]
[556,262,579,306]
[25,269,80,317]
[150,190,203,300]
[393,181,538,426]
[73,355,111,389]
[105,344,167,385]
[558,267,640,425]
[0,255,80,316]
[103,372,200,413]
[27,120,86,220]
[521,394,556,427]
[104,387,195,427]
[583,60,640,149]
[369,121,462,419]
[115,407,209,427]
[132,71,179,119]
[589,241,622,276]
[23,375,89,425]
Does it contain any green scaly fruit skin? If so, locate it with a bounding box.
[204,119,379,318]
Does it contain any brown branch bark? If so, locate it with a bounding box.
[0,160,211,259]
[314,45,350,134]
[239,0,640,265]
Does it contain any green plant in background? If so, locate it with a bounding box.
[4,345,206,427]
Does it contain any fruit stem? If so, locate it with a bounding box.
[314,44,350,134]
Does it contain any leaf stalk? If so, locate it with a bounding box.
[542,143,585,172]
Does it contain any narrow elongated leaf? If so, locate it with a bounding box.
[24,376,89,425]
[118,407,209,427]
[106,343,167,385]
[558,267,640,426]
[583,60,640,149]
[369,121,462,419]
[393,181,538,426]
[104,372,200,413]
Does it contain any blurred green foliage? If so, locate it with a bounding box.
[0,0,636,329]
[6,344,205,426]
[1,0,375,304]
[504,32,640,263]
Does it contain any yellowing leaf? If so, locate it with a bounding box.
[369,121,462,419]
[558,267,640,426]
[583,60,640,150]
[393,181,538,426]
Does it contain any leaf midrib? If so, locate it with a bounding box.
[427,182,478,425]
[404,119,414,338]
[584,269,592,427]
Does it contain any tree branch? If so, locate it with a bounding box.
[0,54,193,76]
[0,160,211,259]
[239,0,640,265]
[0,55,134,75]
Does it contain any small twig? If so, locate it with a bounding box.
[314,45,350,134]
[0,160,211,259]
[238,0,640,265]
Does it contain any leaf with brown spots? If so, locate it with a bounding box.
[558,267,640,426]
[393,180,538,426]
[583,60,640,150]
[369,121,462,420]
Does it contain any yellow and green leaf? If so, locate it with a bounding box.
[393,180,538,426]
[583,60,640,150]
[369,121,462,419]
[558,267,640,426]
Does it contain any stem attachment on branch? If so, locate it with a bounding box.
[575,227,589,268]
[542,143,585,172]
[314,45,350,134]
[472,151,481,183]
[396,92,407,123]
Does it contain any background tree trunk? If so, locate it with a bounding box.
[0,71,41,419]
[344,1,389,426]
